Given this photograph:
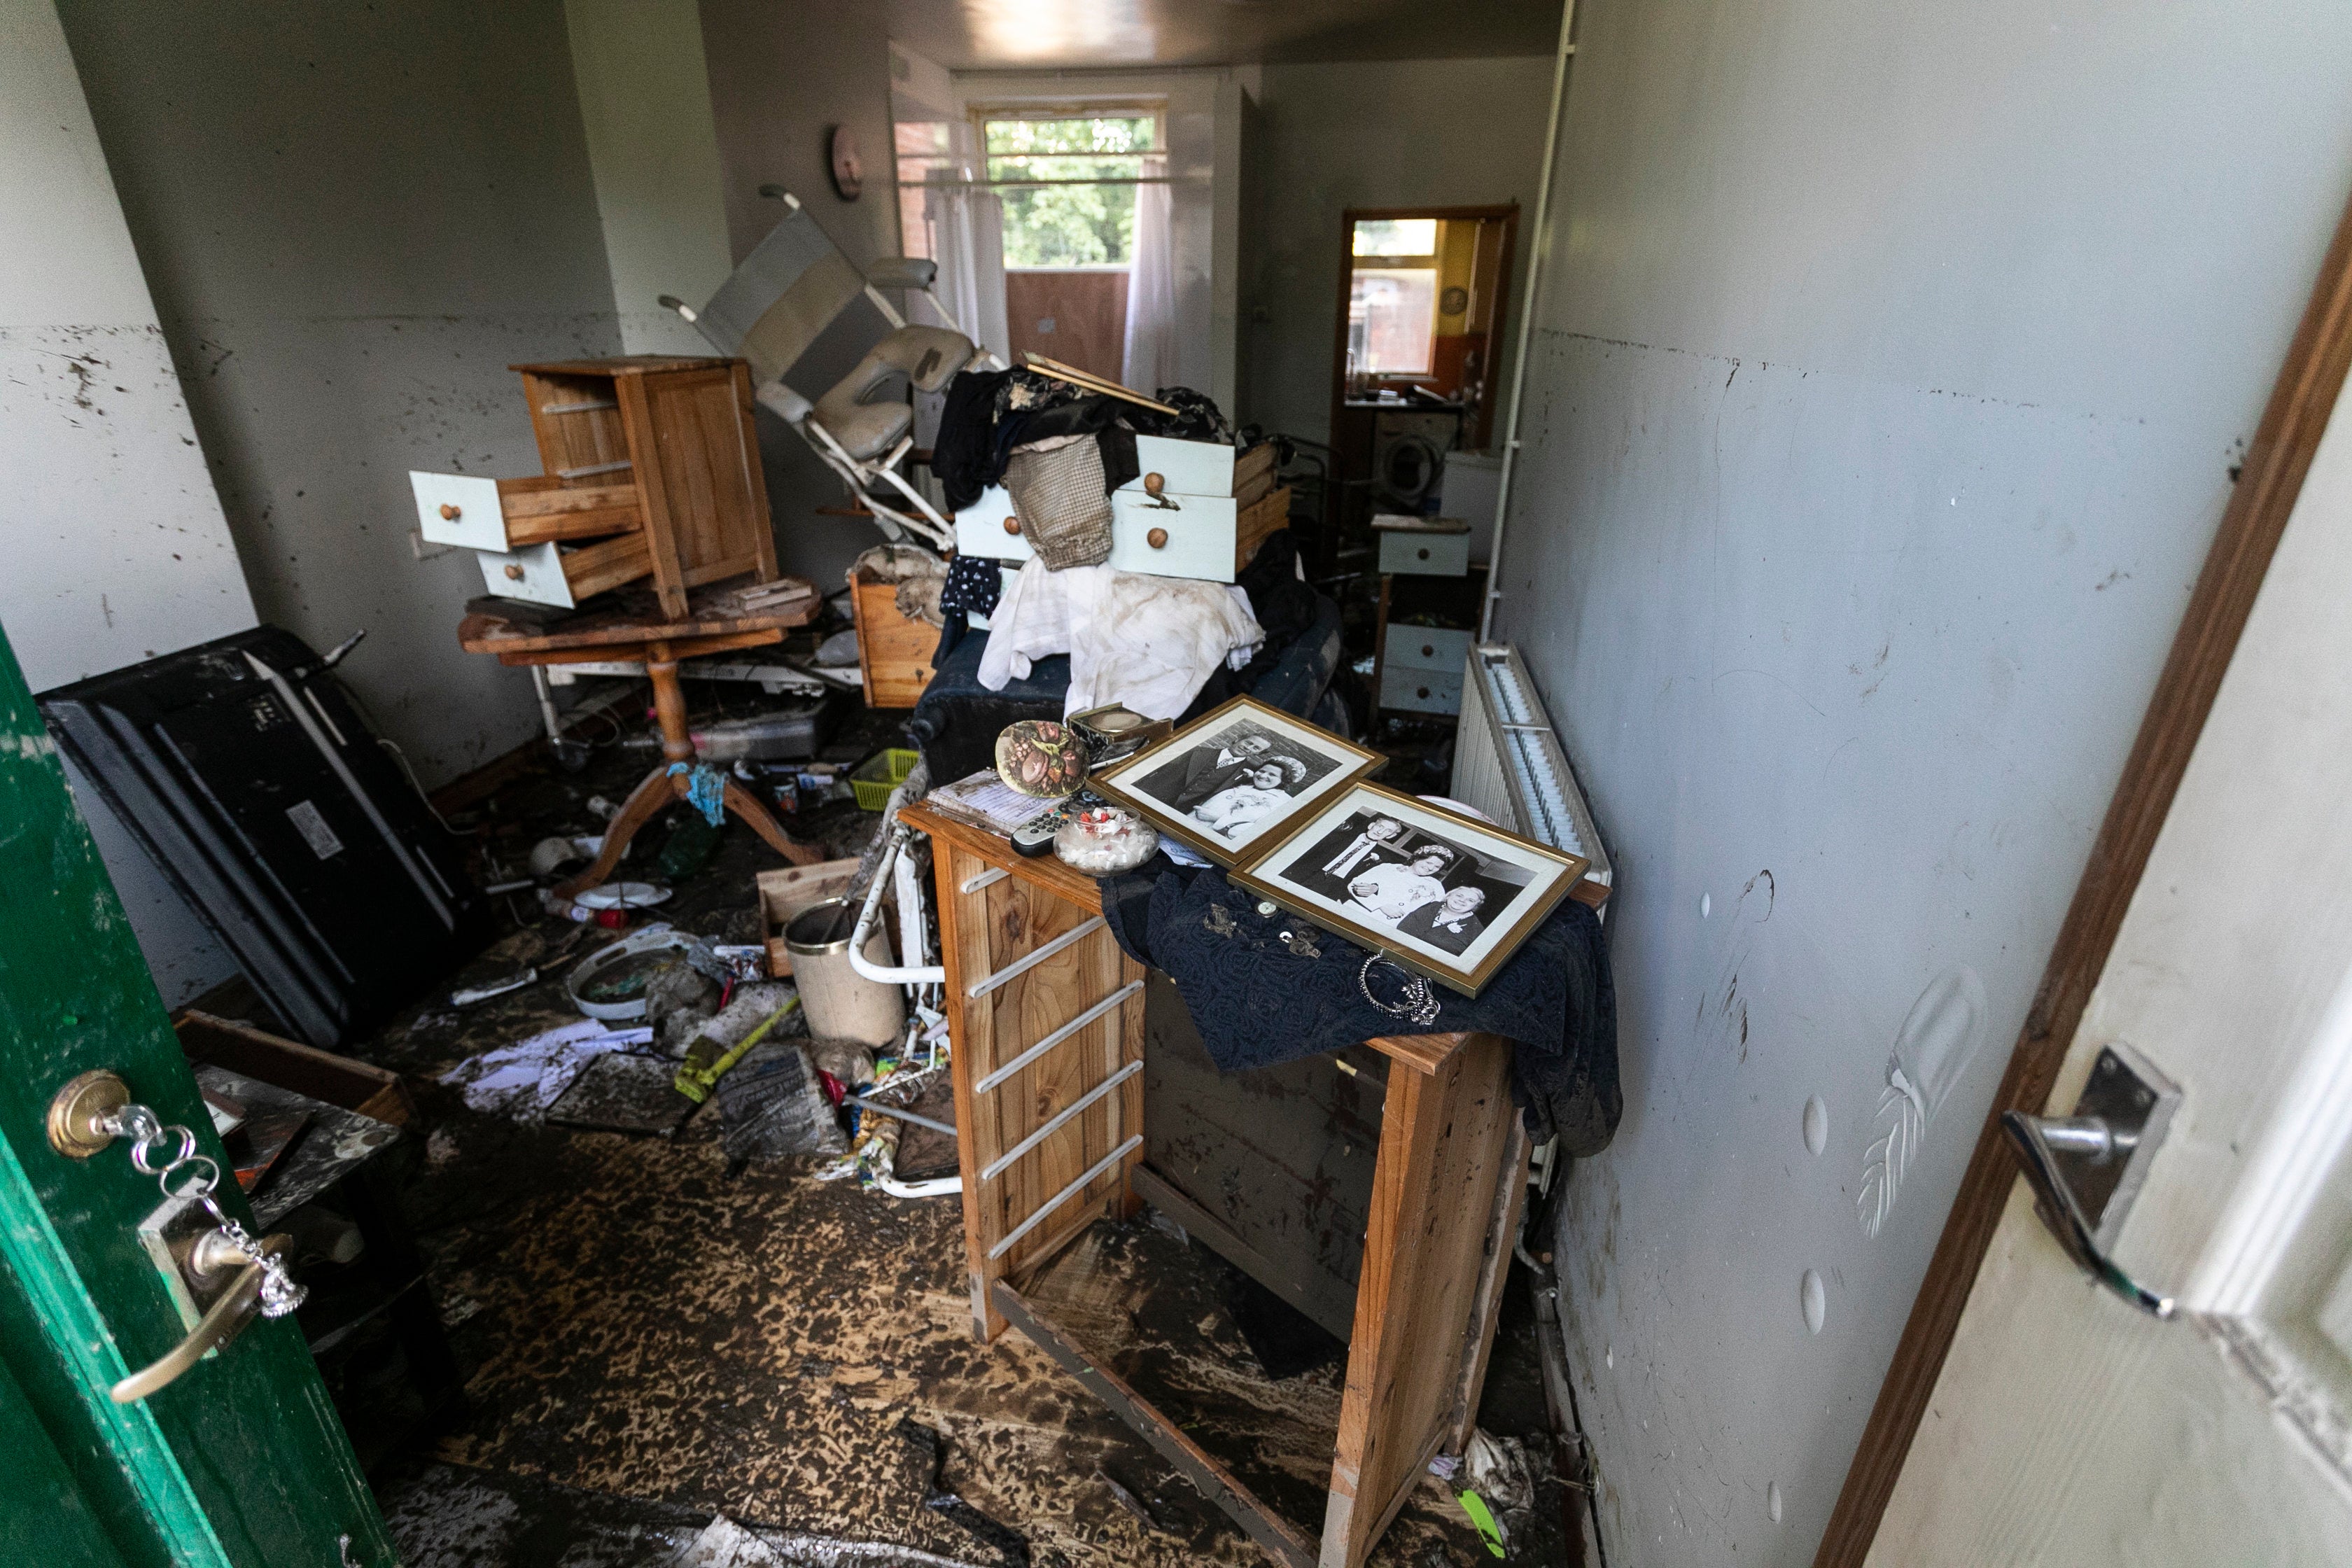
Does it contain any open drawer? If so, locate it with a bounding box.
[409,471,644,552]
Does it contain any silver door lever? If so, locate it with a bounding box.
[1998,1042,2182,1319]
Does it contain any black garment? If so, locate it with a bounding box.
[933,369,1011,510]
[938,554,1003,619]
[1180,528,1326,721]
[1289,822,1406,902]
[1098,865,1620,1155]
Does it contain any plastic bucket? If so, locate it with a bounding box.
[784,898,906,1048]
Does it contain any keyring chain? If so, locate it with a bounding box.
[1358,955,1441,1028]
[100,1101,307,1318]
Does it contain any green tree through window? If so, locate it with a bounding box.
[986,115,1154,268]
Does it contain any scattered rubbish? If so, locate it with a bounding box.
[481,877,538,896]
[1457,1488,1507,1557]
[807,1038,876,1088]
[567,924,710,1021]
[849,746,921,811]
[575,881,671,910]
[530,835,583,876]
[709,943,769,982]
[676,1515,785,1568]
[550,1050,702,1138]
[587,794,622,822]
[543,892,631,928]
[818,1054,958,1197]
[645,958,726,1050]
[1091,1468,1161,1533]
[1427,1452,1462,1483]
[894,1419,1030,1567]
[815,628,861,666]
[672,706,835,763]
[846,1093,955,1136]
[675,986,800,1103]
[451,967,538,1007]
[438,1019,653,1115]
[655,813,724,880]
[718,1040,846,1163]
[437,1294,483,1329]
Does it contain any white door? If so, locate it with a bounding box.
[1865,360,2352,1560]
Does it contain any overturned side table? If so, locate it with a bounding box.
[458,580,827,894]
[901,801,1530,1568]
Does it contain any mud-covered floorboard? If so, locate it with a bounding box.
[239,694,1572,1566]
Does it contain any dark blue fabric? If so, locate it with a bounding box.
[1098,863,1620,1154]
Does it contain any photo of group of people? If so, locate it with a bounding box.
[1281,810,1534,955]
[1100,697,1382,859]
[1240,784,1587,994]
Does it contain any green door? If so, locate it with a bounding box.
[0,625,395,1568]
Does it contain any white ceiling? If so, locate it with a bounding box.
[886,0,1562,71]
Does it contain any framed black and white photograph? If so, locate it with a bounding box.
[1233,784,1588,995]
[1092,694,1385,867]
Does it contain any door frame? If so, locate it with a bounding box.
[1815,180,2352,1566]
[1326,204,1520,451]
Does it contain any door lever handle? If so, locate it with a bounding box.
[111,1231,290,1402]
[2001,1110,2174,1318]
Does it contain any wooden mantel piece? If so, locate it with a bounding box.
[900,800,1528,1568]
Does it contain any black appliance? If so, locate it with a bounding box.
[40,626,485,1046]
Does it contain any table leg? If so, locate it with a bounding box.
[554,765,678,899]
[721,775,820,867]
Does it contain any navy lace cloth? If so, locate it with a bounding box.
[1098,863,1620,1154]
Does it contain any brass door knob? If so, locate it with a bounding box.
[111,1233,291,1403]
[1003,516,1021,536]
[438,503,461,520]
[1147,527,1169,550]
[504,564,526,581]
[46,1070,129,1158]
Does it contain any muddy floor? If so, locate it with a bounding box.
[209,684,1578,1567]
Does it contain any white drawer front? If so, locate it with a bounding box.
[1120,434,1233,498]
[412,471,507,551]
[1380,664,1464,715]
[1385,626,1475,674]
[472,542,575,608]
[1110,491,1236,582]
[953,484,1033,563]
[1378,529,1471,577]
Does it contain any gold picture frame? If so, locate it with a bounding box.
[1231,783,1588,997]
[1090,694,1387,870]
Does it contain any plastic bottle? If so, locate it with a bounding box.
[542,891,629,928]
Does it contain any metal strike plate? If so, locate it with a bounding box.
[2063,1041,2180,1249]
[136,1192,247,1337]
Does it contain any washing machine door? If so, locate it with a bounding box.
[1378,433,1441,509]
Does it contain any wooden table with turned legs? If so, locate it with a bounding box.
[457,582,827,893]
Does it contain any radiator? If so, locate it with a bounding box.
[1452,643,1613,896]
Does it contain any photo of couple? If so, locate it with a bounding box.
[1101,696,1380,859]
[1283,811,1530,955]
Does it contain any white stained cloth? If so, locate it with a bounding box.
[976,559,1264,720]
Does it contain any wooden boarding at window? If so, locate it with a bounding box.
[1021,351,1181,416]
[899,799,1528,1568]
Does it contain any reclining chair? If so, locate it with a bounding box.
[662,190,990,551]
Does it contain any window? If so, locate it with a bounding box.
[983,114,1156,268]
[1348,218,1441,377]
[894,120,956,262]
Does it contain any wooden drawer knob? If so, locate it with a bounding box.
[1418,686,1432,699]
[1147,527,1169,550]
[1143,472,1166,500]
[1003,516,1021,536]
[1421,643,1435,657]
[1416,547,1431,560]
[504,564,526,581]
[439,503,461,520]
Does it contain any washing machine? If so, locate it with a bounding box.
[1371,409,1463,512]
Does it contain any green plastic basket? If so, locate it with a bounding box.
[850,747,920,813]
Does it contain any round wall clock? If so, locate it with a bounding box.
[828,125,863,201]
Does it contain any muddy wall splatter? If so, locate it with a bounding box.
[1491,2,2352,1563]
[54,0,625,787]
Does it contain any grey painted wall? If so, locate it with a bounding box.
[1239,57,1557,444]
[699,0,906,594]
[0,0,253,1005]
[55,0,623,787]
[1499,3,2352,1563]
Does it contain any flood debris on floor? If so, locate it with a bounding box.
[230,696,1574,1567]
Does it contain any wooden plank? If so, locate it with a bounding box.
[988,879,1102,1279]
[1816,183,2352,1568]
[493,628,780,668]
[559,530,654,601]
[733,360,780,582]
[848,569,937,708]
[613,366,689,619]
[1444,1111,1531,1455]
[1132,1163,1359,1343]
[454,580,816,654]
[937,841,1008,1341]
[173,1010,414,1128]
[1236,484,1292,573]
[1321,1032,1515,1568]
[994,1279,1322,1568]
[510,354,734,374]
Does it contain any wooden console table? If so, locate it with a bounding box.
[458,580,825,895]
[902,801,1530,1568]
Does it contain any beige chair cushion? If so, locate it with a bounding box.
[811,326,976,461]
